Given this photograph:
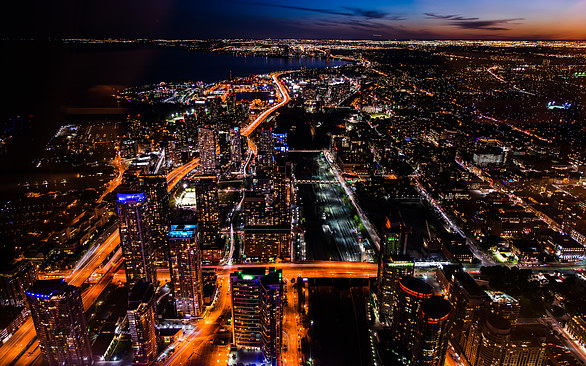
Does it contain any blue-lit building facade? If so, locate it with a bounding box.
[168,224,203,318]
[117,191,156,286]
[26,279,93,366]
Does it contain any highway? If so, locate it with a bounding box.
[97,151,126,203]
[1,157,201,366]
[161,275,231,366]
[282,275,306,366]
[240,72,291,138]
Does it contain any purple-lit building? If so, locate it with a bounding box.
[26,279,93,366]
[117,191,156,286]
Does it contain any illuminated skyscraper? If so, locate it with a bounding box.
[259,128,275,154]
[117,191,156,286]
[198,127,217,175]
[218,130,230,168]
[168,224,203,318]
[25,279,93,366]
[257,128,275,168]
[471,315,512,366]
[193,176,222,263]
[502,324,549,366]
[272,133,288,157]
[376,255,414,325]
[391,276,432,359]
[260,270,283,365]
[448,271,487,356]
[231,268,265,347]
[128,280,157,366]
[272,156,291,227]
[230,268,282,365]
[381,217,407,256]
[413,296,453,366]
[242,226,290,261]
[229,127,242,167]
[138,174,170,265]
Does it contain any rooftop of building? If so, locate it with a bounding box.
[242,225,292,232]
[485,290,519,304]
[116,189,146,204]
[128,281,155,310]
[399,276,432,298]
[421,296,451,321]
[486,315,512,334]
[25,279,69,299]
[159,327,183,337]
[382,254,414,267]
[231,267,282,282]
[168,224,197,238]
[437,264,463,280]
[453,271,486,298]
[509,323,550,344]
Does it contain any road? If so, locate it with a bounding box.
[543,309,586,364]
[162,275,231,366]
[240,72,291,138]
[282,276,303,366]
[167,158,200,192]
[486,66,536,96]
[97,151,126,203]
[1,157,201,366]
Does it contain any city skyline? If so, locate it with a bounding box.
[1,6,586,363]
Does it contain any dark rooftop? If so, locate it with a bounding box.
[486,315,512,334]
[0,306,26,329]
[453,271,486,298]
[25,279,68,299]
[128,280,155,310]
[399,276,432,297]
[421,296,451,320]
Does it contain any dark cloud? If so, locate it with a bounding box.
[448,18,524,31]
[341,7,387,19]
[249,2,400,20]
[314,18,384,30]
[424,12,523,31]
[425,13,479,21]
[249,3,352,17]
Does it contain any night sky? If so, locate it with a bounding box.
[1,0,586,40]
